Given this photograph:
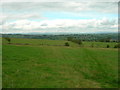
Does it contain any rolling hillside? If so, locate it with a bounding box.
[2,38,118,88]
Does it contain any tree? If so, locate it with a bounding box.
[107,44,110,48]
[65,42,70,46]
[4,37,11,44]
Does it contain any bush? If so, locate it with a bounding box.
[4,37,11,44]
[65,42,69,46]
[107,44,110,48]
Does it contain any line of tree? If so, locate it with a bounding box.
[99,37,111,42]
[67,37,82,46]
[2,33,118,42]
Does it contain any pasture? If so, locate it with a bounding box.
[2,38,118,88]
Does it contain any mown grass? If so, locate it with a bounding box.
[2,38,118,88]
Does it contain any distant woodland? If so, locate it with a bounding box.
[2,33,119,42]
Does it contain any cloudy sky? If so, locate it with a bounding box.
[1,2,118,34]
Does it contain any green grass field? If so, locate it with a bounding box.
[2,38,118,88]
[2,38,118,48]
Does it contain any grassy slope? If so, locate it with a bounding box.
[83,42,118,48]
[2,38,118,88]
[2,38,117,48]
[2,38,79,47]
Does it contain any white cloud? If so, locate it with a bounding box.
[2,2,117,14]
[1,2,118,34]
[0,13,44,21]
[2,18,118,33]
[1,0,119,2]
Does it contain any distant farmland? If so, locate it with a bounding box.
[2,38,118,88]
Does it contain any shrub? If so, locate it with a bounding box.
[65,42,69,46]
[4,37,11,44]
[107,44,110,48]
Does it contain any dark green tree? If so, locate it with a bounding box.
[107,44,110,48]
[65,42,70,46]
[4,37,11,44]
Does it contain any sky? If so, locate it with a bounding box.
[0,2,118,34]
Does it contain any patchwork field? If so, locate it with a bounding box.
[2,38,118,88]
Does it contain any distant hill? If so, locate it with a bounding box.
[2,32,118,42]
